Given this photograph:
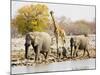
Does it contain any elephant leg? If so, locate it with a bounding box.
[31,42,41,62]
[35,52,38,63]
[74,46,79,57]
[35,47,40,63]
[59,52,61,59]
[45,52,49,61]
[57,52,62,62]
[83,49,86,57]
[25,43,30,59]
[40,51,45,59]
[76,50,78,57]
[73,46,77,57]
[70,45,73,58]
[73,50,75,58]
[31,42,35,53]
[86,49,90,58]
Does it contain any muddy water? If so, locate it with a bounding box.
[11,58,96,74]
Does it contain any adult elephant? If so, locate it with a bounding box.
[24,31,51,63]
[70,34,90,58]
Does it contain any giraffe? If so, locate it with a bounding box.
[56,25,66,44]
[50,11,66,59]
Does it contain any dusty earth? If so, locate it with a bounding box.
[11,35,96,66]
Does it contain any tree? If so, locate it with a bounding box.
[12,4,49,35]
[74,20,92,34]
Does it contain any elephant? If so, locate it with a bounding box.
[55,46,67,61]
[70,35,90,58]
[24,31,51,63]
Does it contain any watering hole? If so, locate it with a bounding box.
[11,58,96,74]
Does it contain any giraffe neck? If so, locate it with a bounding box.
[50,13,57,30]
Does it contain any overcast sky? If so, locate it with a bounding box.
[12,1,95,21]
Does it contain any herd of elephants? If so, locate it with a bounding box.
[24,11,91,63]
[24,31,90,63]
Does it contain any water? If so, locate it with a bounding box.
[11,58,96,74]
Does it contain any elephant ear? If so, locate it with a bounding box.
[34,36,41,46]
[29,33,35,40]
[36,36,41,41]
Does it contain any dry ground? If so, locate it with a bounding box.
[11,35,96,66]
[11,48,96,66]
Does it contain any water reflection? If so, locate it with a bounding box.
[12,58,96,74]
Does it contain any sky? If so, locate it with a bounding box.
[12,1,95,21]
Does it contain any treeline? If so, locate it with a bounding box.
[60,19,96,35]
[68,20,96,35]
[11,4,96,38]
[48,16,96,35]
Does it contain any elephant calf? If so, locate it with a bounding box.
[25,31,51,63]
[70,35,90,58]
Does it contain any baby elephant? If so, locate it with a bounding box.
[25,31,51,63]
[58,46,67,60]
[70,35,90,58]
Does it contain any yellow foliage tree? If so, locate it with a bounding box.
[12,4,49,35]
